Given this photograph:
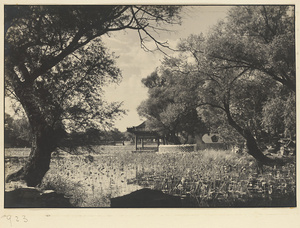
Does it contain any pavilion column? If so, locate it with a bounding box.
[135,134,138,150]
[141,138,144,149]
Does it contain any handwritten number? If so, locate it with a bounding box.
[1,215,28,225]
[6,215,12,226]
[23,215,28,223]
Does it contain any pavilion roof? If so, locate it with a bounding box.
[127,121,159,136]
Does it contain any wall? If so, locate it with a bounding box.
[158,144,197,153]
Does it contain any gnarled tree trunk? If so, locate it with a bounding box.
[225,105,280,166]
[242,129,277,165]
[7,126,57,187]
[6,83,60,187]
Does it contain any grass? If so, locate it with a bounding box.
[4,147,296,207]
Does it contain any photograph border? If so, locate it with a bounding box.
[1,1,299,227]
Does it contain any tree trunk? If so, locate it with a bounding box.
[225,107,279,165]
[7,126,57,187]
[242,129,275,165]
[6,82,60,187]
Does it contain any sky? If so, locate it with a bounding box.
[102,6,231,132]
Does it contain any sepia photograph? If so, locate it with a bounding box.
[1,1,299,226]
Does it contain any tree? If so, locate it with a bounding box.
[5,113,31,147]
[138,69,207,144]
[206,6,295,92]
[104,128,126,142]
[61,128,126,150]
[137,5,295,165]
[160,25,294,165]
[201,5,295,161]
[261,88,296,140]
[5,5,181,186]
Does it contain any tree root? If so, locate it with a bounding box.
[263,157,285,166]
[251,154,293,174]
[257,154,294,173]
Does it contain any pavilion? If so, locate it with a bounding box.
[127,121,161,152]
